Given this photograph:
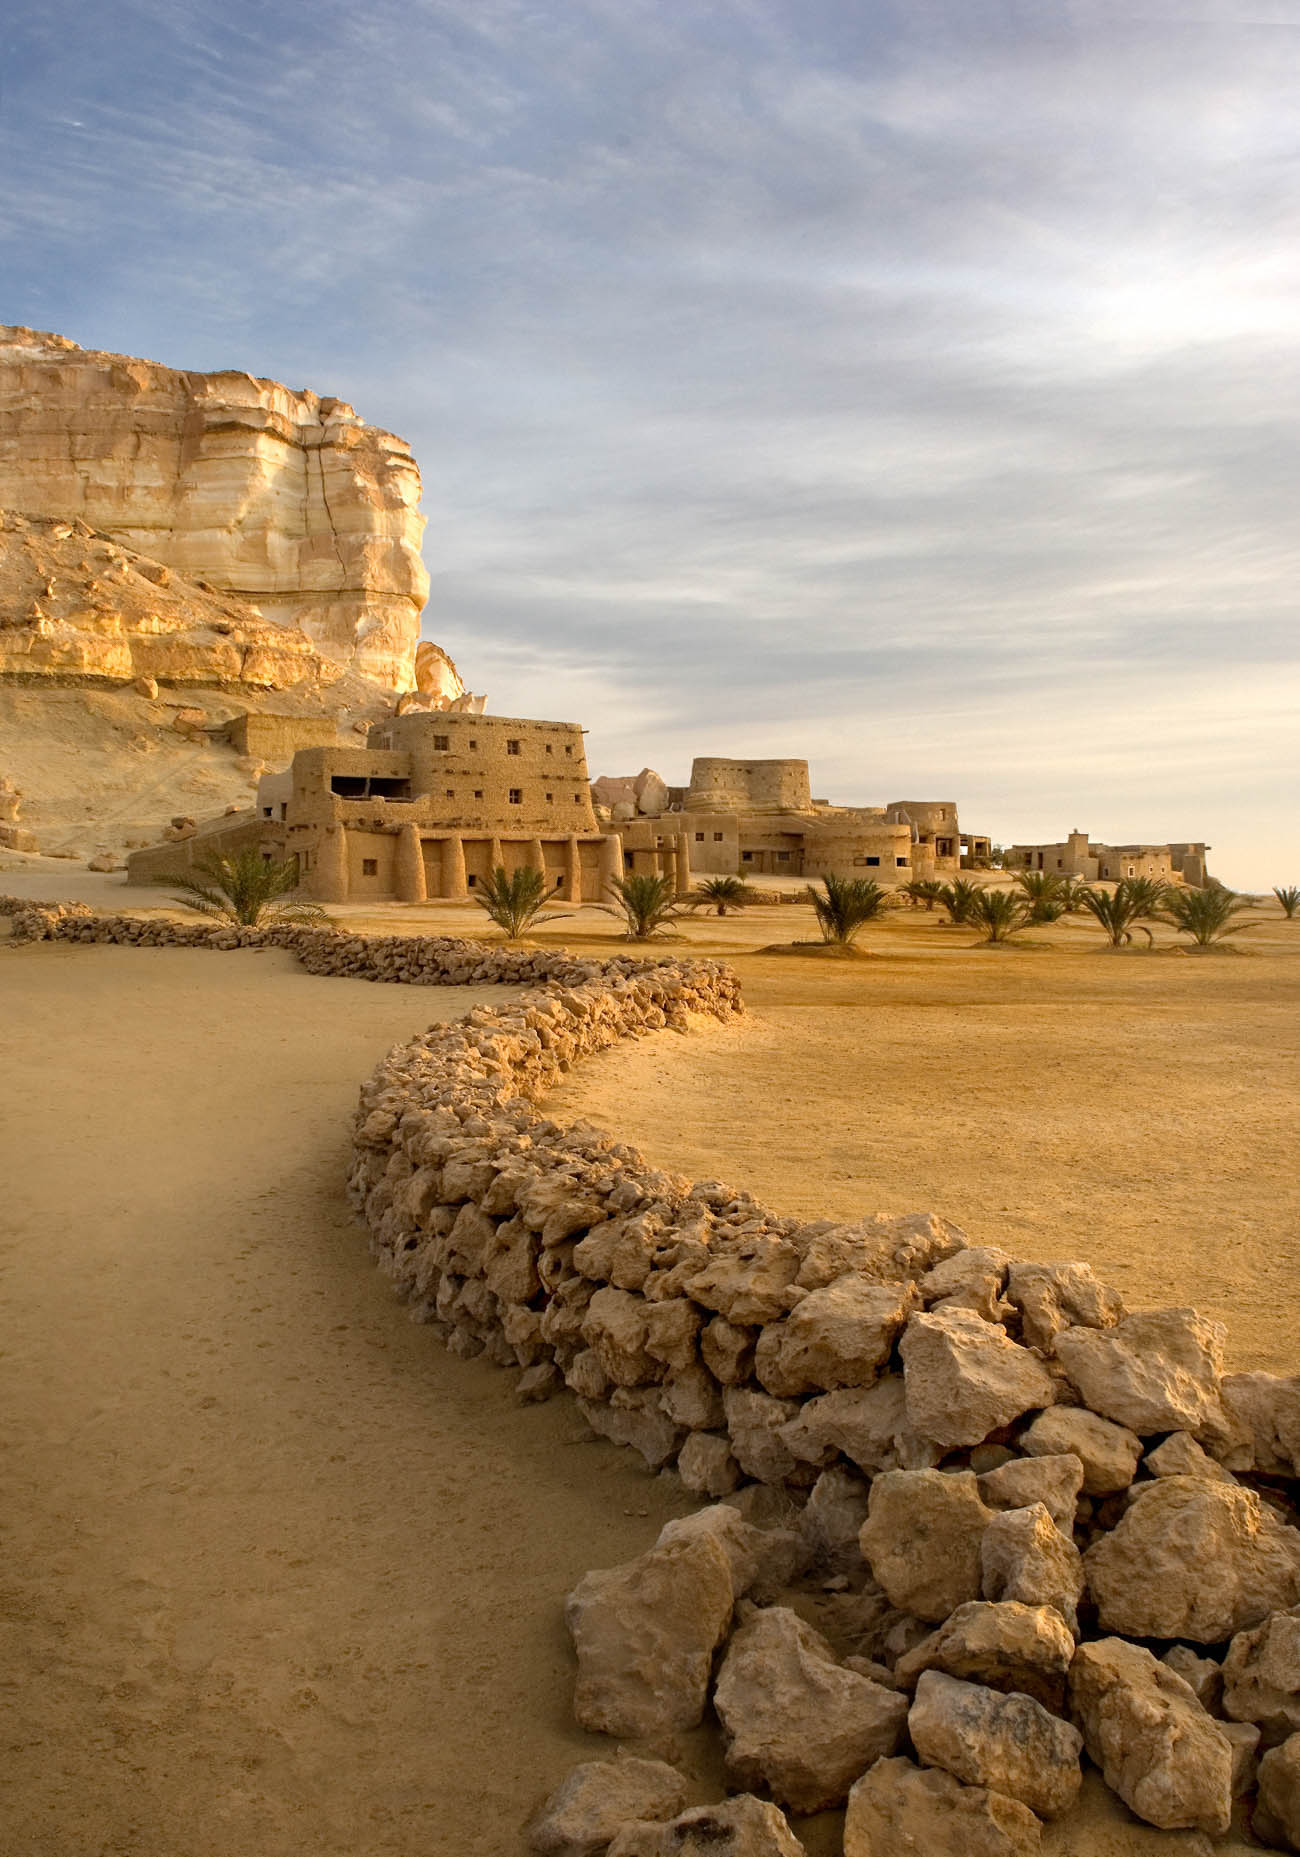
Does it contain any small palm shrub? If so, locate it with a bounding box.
[902,879,944,911]
[474,863,551,937]
[695,875,753,916]
[164,845,327,926]
[1274,886,1300,919]
[1159,886,1258,946]
[610,873,682,940]
[1012,870,1068,922]
[1077,880,1158,948]
[970,888,1033,944]
[937,878,980,925]
[807,874,888,947]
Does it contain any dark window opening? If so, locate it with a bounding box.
[624,852,633,869]
[545,792,553,802]
[777,851,790,861]
[713,832,723,842]
[433,734,449,751]
[564,745,573,756]
[362,858,378,876]
[506,739,522,755]
[330,774,411,801]
[742,851,753,862]
[508,788,523,804]
[695,832,704,842]
[554,873,563,888]
[896,857,908,866]
[474,789,484,799]
[865,856,880,866]
[545,743,553,755]
[467,873,477,888]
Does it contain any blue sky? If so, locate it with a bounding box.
[2,0,1297,885]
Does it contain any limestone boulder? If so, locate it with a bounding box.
[900,1308,1055,1450]
[1085,1477,1300,1643]
[800,1465,872,1576]
[753,1277,917,1397]
[676,1431,741,1498]
[918,1246,1013,1321]
[1145,1430,1235,1483]
[724,1387,802,1484]
[894,1601,1076,1711]
[909,1669,1083,1819]
[713,1605,908,1812]
[977,1454,1083,1534]
[1255,1733,1300,1852]
[843,1755,1042,1857]
[581,1288,662,1387]
[1161,1646,1224,1712]
[980,1504,1084,1634]
[1223,1607,1300,1744]
[527,1756,688,1857]
[1053,1309,1225,1436]
[859,1469,993,1622]
[565,1534,734,1742]
[607,1796,806,1857]
[655,1506,803,1604]
[1221,1371,1300,1476]
[684,1240,803,1326]
[1018,1405,1141,1496]
[1004,1259,1124,1354]
[780,1375,939,1475]
[1069,1637,1234,1836]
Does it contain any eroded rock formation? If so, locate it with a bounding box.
[0,327,435,689]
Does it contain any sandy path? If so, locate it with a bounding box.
[0,944,701,1857]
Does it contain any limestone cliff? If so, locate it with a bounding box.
[0,509,339,688]
[0,327,434,689]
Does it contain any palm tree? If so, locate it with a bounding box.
[1158,886,1259,947]
[901,879,944,911]
[937,878,980,926]
[609,872,683,940]
[970,888,1033,944]
[1012,870,1068,922]
[694,875,753,916]
[807,873,888,948]
[1077,881,1157,948]
[474,863,553,937]
[164,845,328,926]
[1274,886,1300,919]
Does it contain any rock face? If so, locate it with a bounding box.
[0,327,437,689]
[0,509,338,689]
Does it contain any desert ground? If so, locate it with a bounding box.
[2,866,1297,1855]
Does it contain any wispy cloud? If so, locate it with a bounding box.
[1,0,1297,883]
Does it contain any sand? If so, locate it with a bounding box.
[0,943,703,1857]
[3,898,1296,1855]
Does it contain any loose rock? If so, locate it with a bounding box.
[900,1308,1055,1450]
[527,1756,688,1857]
[1223,1606,1300,1744]
[1018,1406,1141,1496]
[607,1795,806,1857]
[843,1754,1042,1857]
[1053,1309,1226,1436]
[908,1669,1083,1819]
[977,1454,1083,1534]
[894,1600,1076,1711]
[860,1469,993,1623]
[1255,1733,1300,1851]
[980,1503,1084,1634]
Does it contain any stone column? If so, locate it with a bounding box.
[674,830,692,896]
[395,823,426,903]
[598,832,623,901]
[488,835,503,875]
[526,837,546,874]
[565,835,583,904]
[316,825,349,903]
[440,834,467,899]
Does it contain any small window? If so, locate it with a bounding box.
[362,858,378,876]
[1057,859,1064,869]
[564,744,573,756]
[573,794,582,804]
[777,851,790,862]
[1128,865,1136,878]
[624,852,633,869]
[896,857,908,866]
[474,789,484,799]
[865,856,880,866]
[446,789,455,799]
[695,832,705,842]
[506,739,521,755]
[467,873,476,888]
[469,738,477,749]
[554,873,563,889]
[742,851,753,862]
[508,788,522,804]
[713,831,723,842]
[546,792,554,803]
[262,807,272,818]
[545,743,553,755]
[433,734,449,751]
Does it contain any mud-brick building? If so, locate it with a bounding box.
[278,712,617,903]
[1004,830,1211,886]
[126,710,620,902]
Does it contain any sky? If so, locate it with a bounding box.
[1,0,1297,886]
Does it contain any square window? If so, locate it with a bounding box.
[546,792,554,802]
[446,789,455,799]
[574,794,582,804]
[713,832,723,842]
[507,740,521,755]
[469,738,477,749]
[509,788,522,804]
[474,789,483,799]
[896,857,908,866]
[362,858,378,876]
[433,734,449,751]
[695,832,704,842]
[866,856,880,866]
[742,851,753,862]
[564,745,573,756]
